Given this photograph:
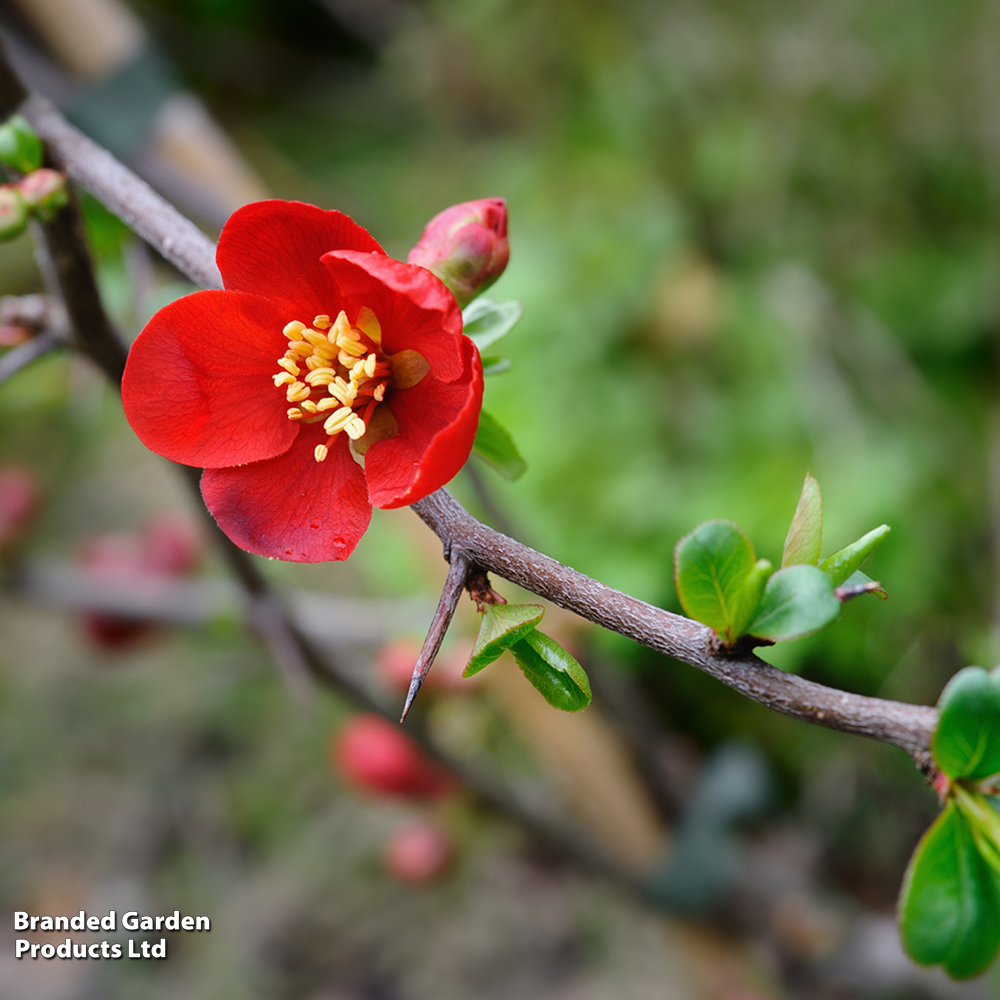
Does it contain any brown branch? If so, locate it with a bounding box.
[411,490,938,769]
[14,87,940,772]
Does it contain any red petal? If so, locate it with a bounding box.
[366,337,483,508]
[217,200,386,317]
[321,251,464,382]
[123,290,298,468]
[201,430,371,562]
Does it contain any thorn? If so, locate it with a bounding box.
[398,551,471,723]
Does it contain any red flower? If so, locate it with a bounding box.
[122,200,483,562]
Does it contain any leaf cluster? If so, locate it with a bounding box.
[900,667,1000,979]
[466,601,591,712]
[673,474,889,646]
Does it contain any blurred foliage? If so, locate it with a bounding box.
[5,0,1000,990]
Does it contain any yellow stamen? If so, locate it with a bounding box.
[283,321,307,340]
[278,357,300,376]
[305,367,337,385]
[316,397,341,411]
[302,328,328,347]
[364,353,377,378]
[287,407,304,420]
[313,314,331,330]
[291,341,314,357]
[323,406,354,435]
[305,355,326,371]
[300,400,319,413]
[329,310,352,343]
[286,381,311,403]
[314,443,329,462]
[337,336,367,358]
[345,415,367,440]
[273,372,296,386]
[373,383,386,401]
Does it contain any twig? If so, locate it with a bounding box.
[0,326,60,383]
[13,89,940,771]
[410,489,938,770]
[20,94,223,290]
[400,550,470,721]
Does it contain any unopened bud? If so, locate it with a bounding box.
[17,169,68,221]
[0,114,42,175]
[407,198,509,308]
[0,186,28,240]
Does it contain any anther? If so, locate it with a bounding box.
[373,383,386,401]
[314,443,329,462]
[283,321,307,340]
[287,407,304,420]
[323,406,354,435]
[345,415,367,440]
[273,372,296,386]
[303,328,328,347]
[313,314,331,330]
[286,381,311,403]
[364,353,377,378]
[278,358,299,376]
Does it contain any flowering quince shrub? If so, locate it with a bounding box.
[122,200,484,562]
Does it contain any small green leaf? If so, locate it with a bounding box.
[463,299,524,352]
[0,114,42,174]
[481,356,511,376]
[509,629,591,711]
[954,786,1000,880]
[473,410,527,481]
[781,473,823,567]
[464,603,545,678]
[899,801,1000,979]
[674,520,756,642]
[934,666,1000,781]
[747,565,840,641]
[819,524,890,586]
[729,558,774,638]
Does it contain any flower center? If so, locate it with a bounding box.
[272,307,392,463]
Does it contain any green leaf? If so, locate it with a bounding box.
[899,801,1000,979]
[674,520,756,642]
[0,114,42,174]
[819,524,890,587]
[954,786,1000,880]
[781,473,823,567]
[747,565,840,641]
[464,603,545,678]
[463,299,524,352]
[934,666,1000,781]
[509,629,591,711]
[481,356,511,376]
[729,558,773,638]
[473,410,527,481]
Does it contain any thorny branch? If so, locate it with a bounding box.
[13,85,941,775]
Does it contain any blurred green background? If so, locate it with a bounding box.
[3,0,1000,997]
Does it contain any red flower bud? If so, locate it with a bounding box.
[384,821,454,885]
[16,169,68,221]
[331,714,453,799]
[0,465,39,551]
[407,198,509,308]
[0,185,28,239]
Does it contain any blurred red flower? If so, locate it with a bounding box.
[122,200,483,562]
[332,714,453,800]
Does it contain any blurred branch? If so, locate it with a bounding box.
[9,80,939,772]
[0,325,60,382]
